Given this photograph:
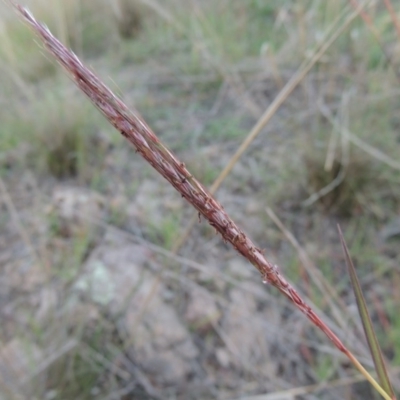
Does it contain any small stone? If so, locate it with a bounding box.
[139,349,189,385]
[215,348,230,368]
[50,186,105,238]
[184,287,220,331]
[76,231,198,386]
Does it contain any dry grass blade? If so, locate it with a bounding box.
[7,2,393,399]
[230,373,377,400]
[338,225,396,400]
[303,92,352,208]
[318,101,400,170]
[172,0,372,253]
[140,0,262,117]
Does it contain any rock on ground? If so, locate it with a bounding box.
[75,230,199,386]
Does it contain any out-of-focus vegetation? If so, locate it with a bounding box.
[1,0,400,399]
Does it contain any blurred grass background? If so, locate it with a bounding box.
[0,0,400,399]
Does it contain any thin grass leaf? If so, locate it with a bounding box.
[338,224,395,400]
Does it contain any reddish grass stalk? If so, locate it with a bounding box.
[9,4,391,397]
[11,0,346,351]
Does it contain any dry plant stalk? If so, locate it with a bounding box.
[10,2,341,345]
[8,3,392,399]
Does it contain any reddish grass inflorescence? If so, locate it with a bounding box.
[11,2,347,354]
